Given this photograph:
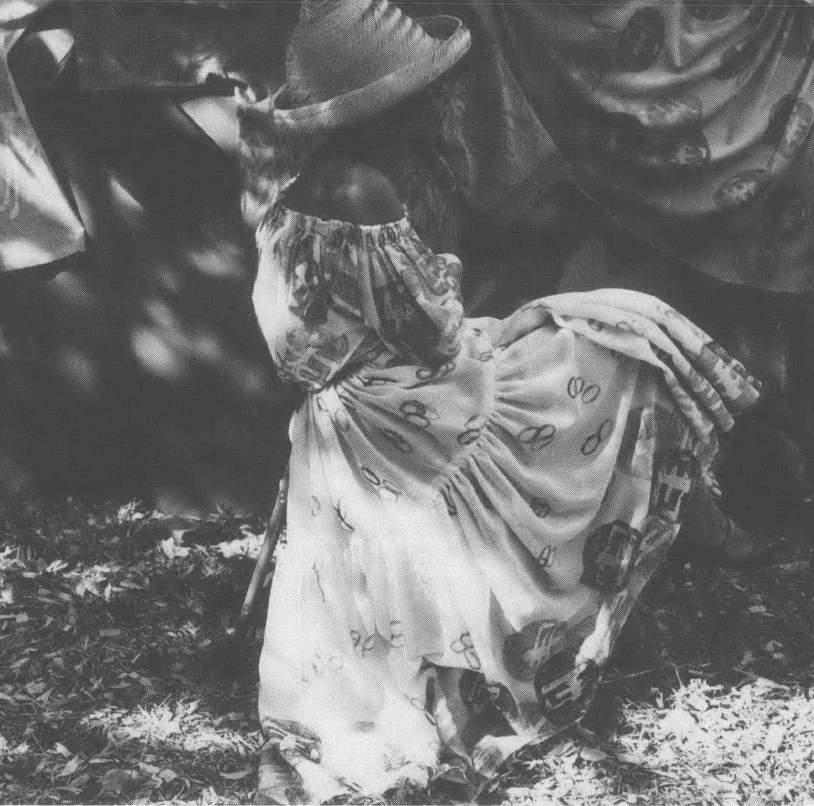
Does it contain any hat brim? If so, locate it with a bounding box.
[255,15,471,136]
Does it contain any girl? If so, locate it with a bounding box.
[240,1,765,800]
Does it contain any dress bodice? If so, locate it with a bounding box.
[252,202,465,391]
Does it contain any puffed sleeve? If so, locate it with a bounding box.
[351,221,464,364]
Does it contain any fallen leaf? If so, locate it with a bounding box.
[431,763,469,786]
[220,768,252,780]
[764,724,786,753]
[160,537,190,560]
[778,561,810,574]
[201,785,220,804]
[217,535,262,559]
[158,769,178,783]
[614,751,645,765]
[57,756,82,778]
[45,559,69,574]
[53,742,72,758]
[580,747,608,762]
[685,693,709,712]
[660,707,697,740]
[101,768,142,795]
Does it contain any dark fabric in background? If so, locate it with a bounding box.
[71,1,286,91]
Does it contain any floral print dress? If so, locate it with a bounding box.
[252,199,760,802]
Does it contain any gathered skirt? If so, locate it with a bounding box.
[257,290,757,802]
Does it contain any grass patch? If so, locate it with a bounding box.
[499,678,814,806]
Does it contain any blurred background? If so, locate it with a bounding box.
[0,1,300,514]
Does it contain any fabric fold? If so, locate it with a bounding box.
[0,29,85,272]
[253,201,759,801]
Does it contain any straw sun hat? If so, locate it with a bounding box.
[252,0,471,135]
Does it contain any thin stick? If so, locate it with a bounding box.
[600,663,711,686]
[234,464,289,643]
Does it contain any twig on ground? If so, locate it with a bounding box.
[730,667,793,691]
[601,664,710,686]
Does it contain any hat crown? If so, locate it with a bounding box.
[285,0,446,106]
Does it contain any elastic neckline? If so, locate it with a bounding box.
[277,201,411,233]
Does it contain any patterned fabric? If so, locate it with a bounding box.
[0,30,85,271]
[252,204,463,389]
[253,202,760,801]
[441,0,814,292]
[423,15,567,228]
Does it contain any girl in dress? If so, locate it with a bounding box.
[239,1,765,801]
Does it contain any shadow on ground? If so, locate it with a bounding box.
[2,500,813,804]
[1,34,297,514]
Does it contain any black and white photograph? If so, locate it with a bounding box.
[2,0,814,803]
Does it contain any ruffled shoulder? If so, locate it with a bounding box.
[258,203,464,364]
